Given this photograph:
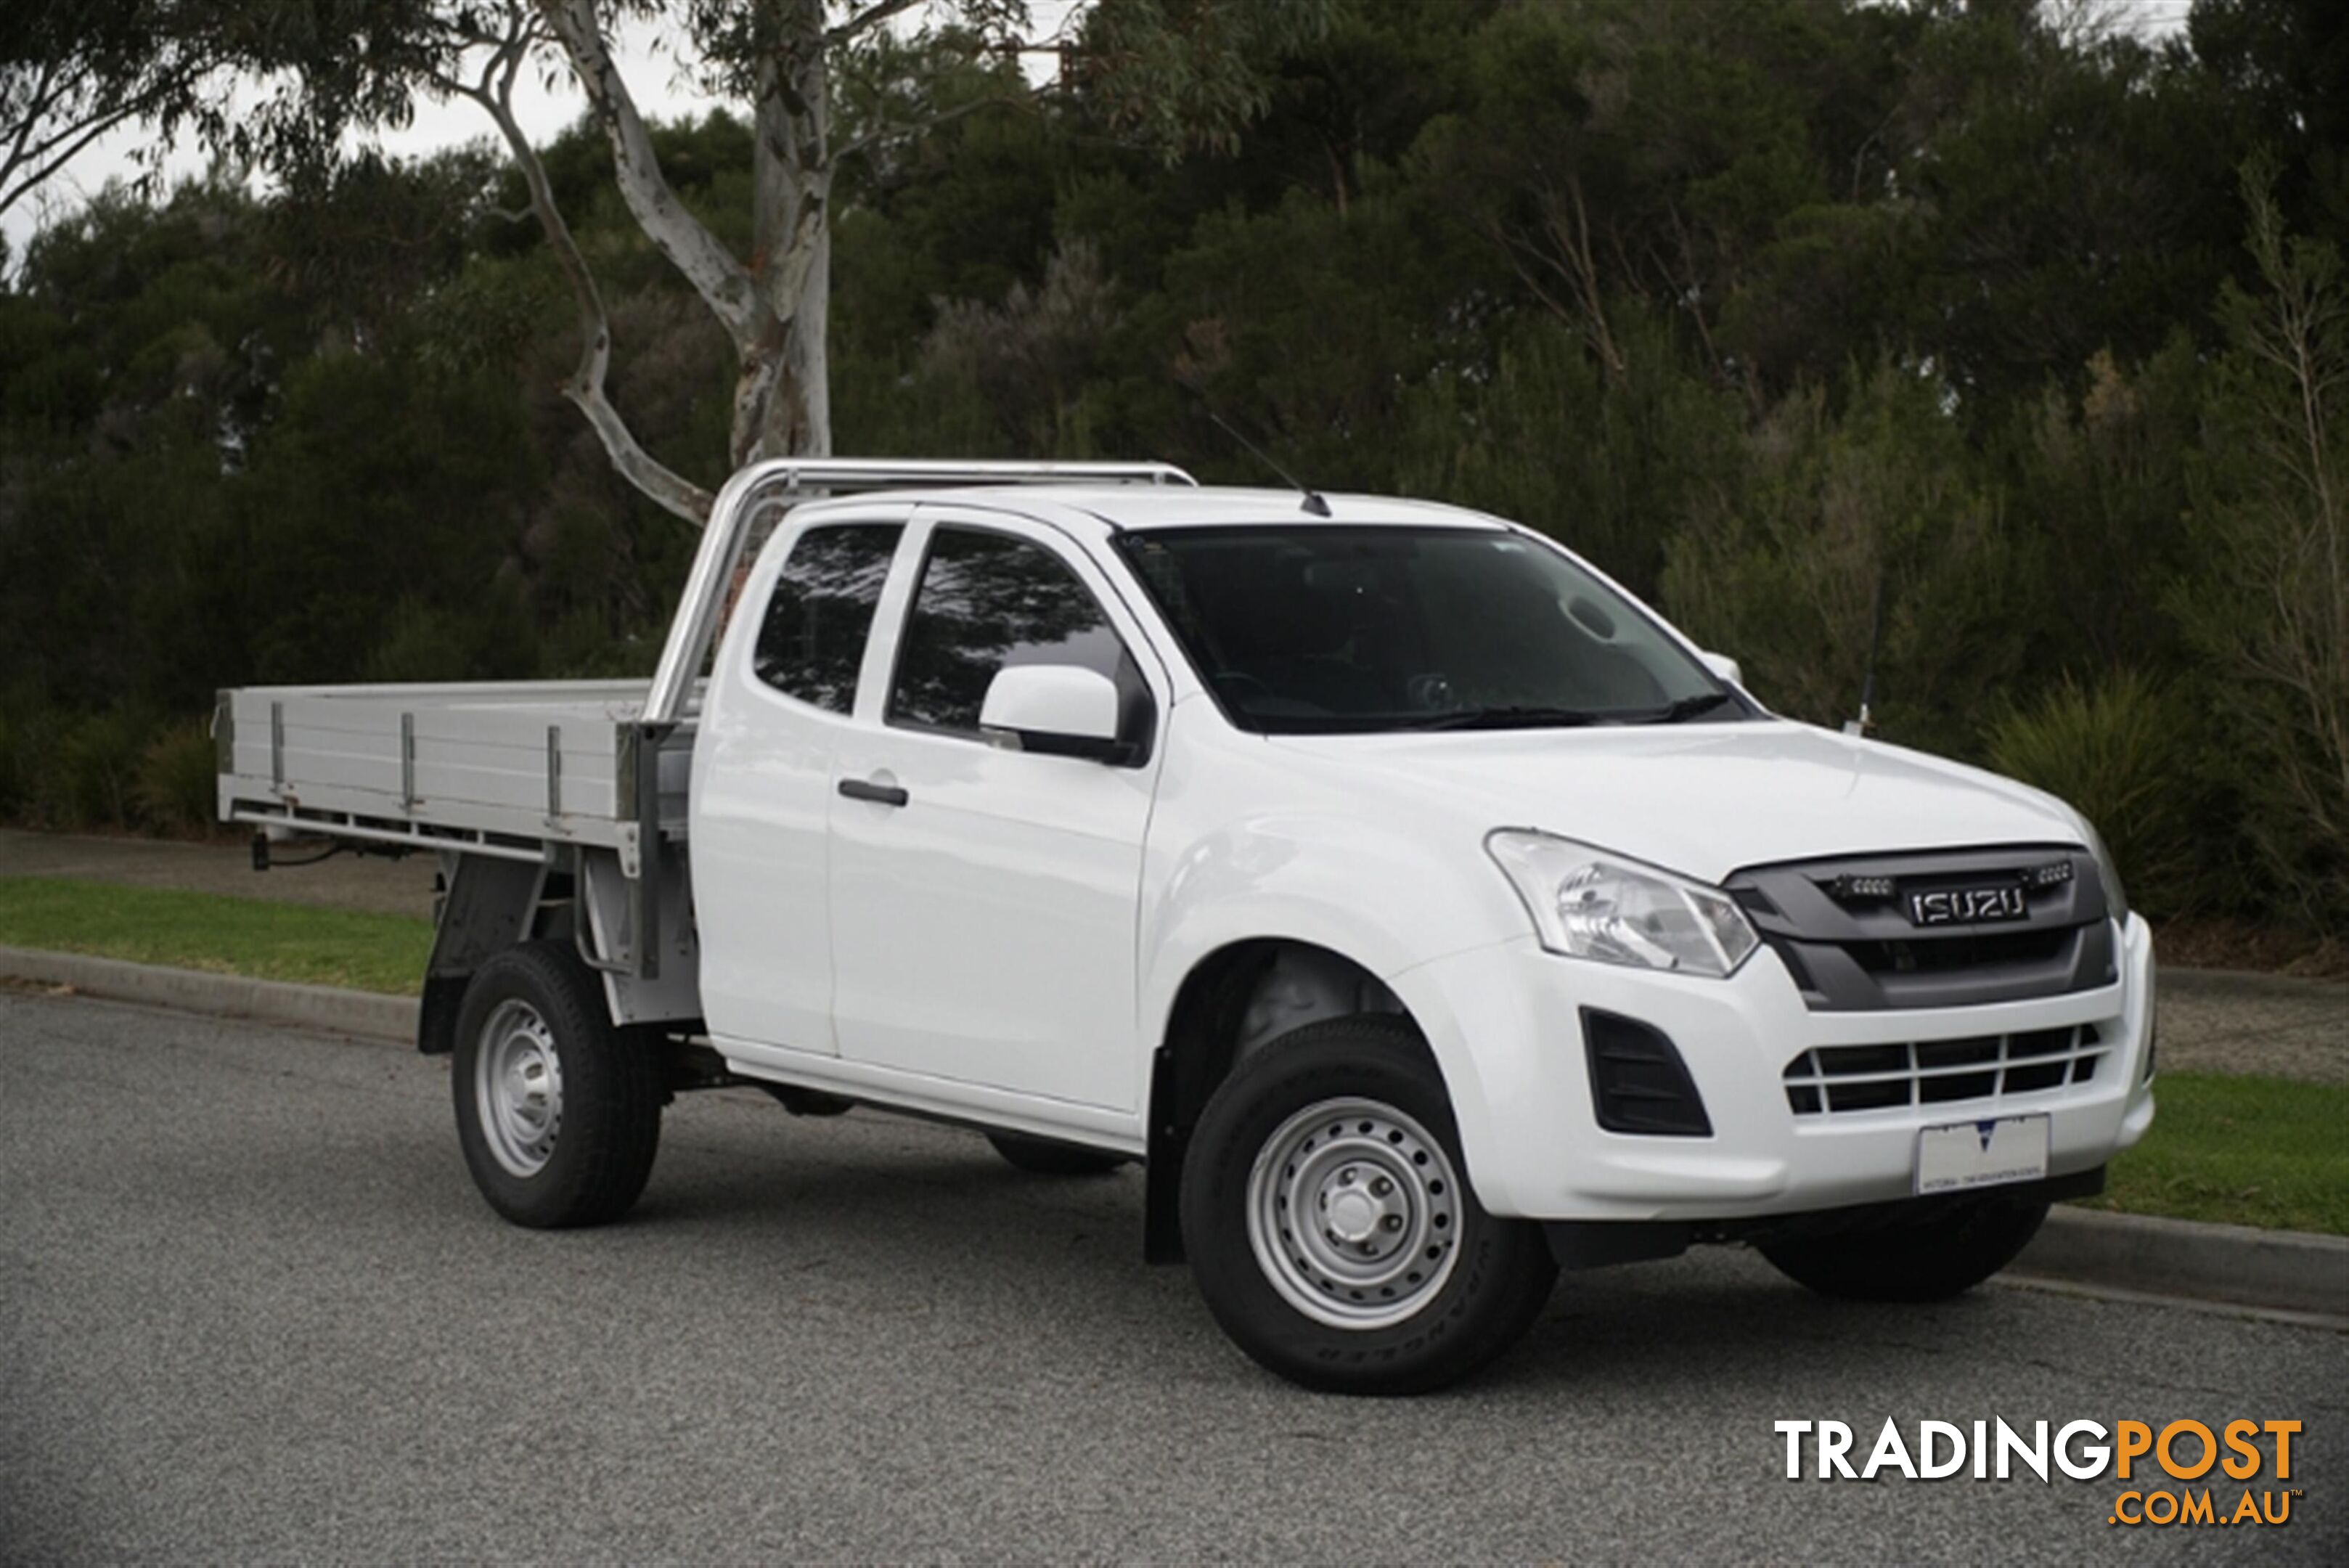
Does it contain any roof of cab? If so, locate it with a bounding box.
[808,483,1511,537]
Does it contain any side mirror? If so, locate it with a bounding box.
[979,664,1127,761]
[1699,651,1744,688]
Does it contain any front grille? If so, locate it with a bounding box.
[1842,928,2072,975]
[1783,1025,2106,1116]
[1725,846,2116,1011]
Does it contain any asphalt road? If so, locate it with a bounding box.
[3,990,2342,1563]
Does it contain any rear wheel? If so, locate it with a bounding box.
[1760,1197,2049,1302]
[1180,1016,1556,1395]
[986,1132,1129,1177]
[452,941,662,1228]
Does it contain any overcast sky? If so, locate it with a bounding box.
[4,0,2187,265]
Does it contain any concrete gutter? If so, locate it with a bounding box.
[3,944,2344,1326]
[0,944,416,1044]
[2009,1206,2348,1326]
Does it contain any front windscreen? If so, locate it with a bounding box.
[1114,525,1744,734]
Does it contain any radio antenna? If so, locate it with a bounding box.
[1845,564,1886,736]
[1201,407,1331,518]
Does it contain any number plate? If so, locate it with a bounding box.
[1914,1114,2049,1196]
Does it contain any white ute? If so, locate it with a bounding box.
[217,458,2156,1393]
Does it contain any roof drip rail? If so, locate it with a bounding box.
[640,458,1194,727]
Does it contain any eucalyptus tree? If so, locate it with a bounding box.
[249,0,1330,524]
[0,1,242,225]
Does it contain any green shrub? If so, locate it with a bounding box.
[44,708,158,830]
[1660,361,2032,758]
[0,704,222,838]
[1983,673,2205,918]
[363,593,539,685]
[2166,166,2349,931]
[134,719,221,837]
[0,703,60,825]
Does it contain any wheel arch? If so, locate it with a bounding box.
[417,854,557,1056]
[1142,933,1479,1265]
[419,847,700,1056]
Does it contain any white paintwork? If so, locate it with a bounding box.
[222,474,2154,1228]
[816,508,1169,1111]
[690,483,2153,1222]
[979,663,1121,746]
[1699,650,1744,687]
[690,502,917,1053]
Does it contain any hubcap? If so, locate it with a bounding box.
[475,1000,563,1178]
[1246,1097,1463,1331]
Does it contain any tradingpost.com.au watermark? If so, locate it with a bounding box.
[1776,1418,2304,1528]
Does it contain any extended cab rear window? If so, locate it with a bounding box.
[752,523,904,713]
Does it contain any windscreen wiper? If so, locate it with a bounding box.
[1397,705,1604,731]
[1631,690,1741,724]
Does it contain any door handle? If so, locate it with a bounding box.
[838,776,910,808]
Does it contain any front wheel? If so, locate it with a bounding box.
[452,941,663,1228]
[1180,1016,1556,1395]
[1760,1197,2050,1302]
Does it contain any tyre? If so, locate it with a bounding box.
[452,941,663,1229]
[1180,1015,1557,1395]
[1759,1196,2050,1302]
[987,1132,1130,1177]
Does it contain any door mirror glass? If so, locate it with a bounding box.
[980,664,1124,760]
[1699,651,1744,688]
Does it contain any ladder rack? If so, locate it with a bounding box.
[641,458,1195,727]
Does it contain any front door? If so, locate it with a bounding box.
[826,510,1165,1111]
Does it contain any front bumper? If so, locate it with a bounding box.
[1388,914,2156,1222]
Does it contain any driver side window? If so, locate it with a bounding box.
[886,526,1150,746]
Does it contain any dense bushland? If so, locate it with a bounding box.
[1,0,2342,934]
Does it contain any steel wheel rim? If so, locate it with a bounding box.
[475,999,563,1178]
[1246,1096,1463,1331]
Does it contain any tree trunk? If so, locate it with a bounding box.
[542,0,833,497]
[737,0,833,465]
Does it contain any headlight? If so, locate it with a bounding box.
[1484,831,1760,978]
[2081,821,2131,926]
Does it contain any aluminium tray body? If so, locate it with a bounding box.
[216,681,696,864]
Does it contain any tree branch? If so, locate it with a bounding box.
[446,15,712,526]
[827,0,927,46]
[1,57,67,191]
[536,0,763,350]
[0,97,153,219]
[832,90,1020,166]
[1,57,194,219]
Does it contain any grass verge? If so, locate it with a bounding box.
[2077,1072,2349,1236]
[0,876,430,995]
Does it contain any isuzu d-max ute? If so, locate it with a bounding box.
[217,458,2155,1393]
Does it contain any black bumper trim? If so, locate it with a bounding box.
[1540,1166,2107,1272]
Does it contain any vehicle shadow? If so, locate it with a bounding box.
[620,1096,2036,1399]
